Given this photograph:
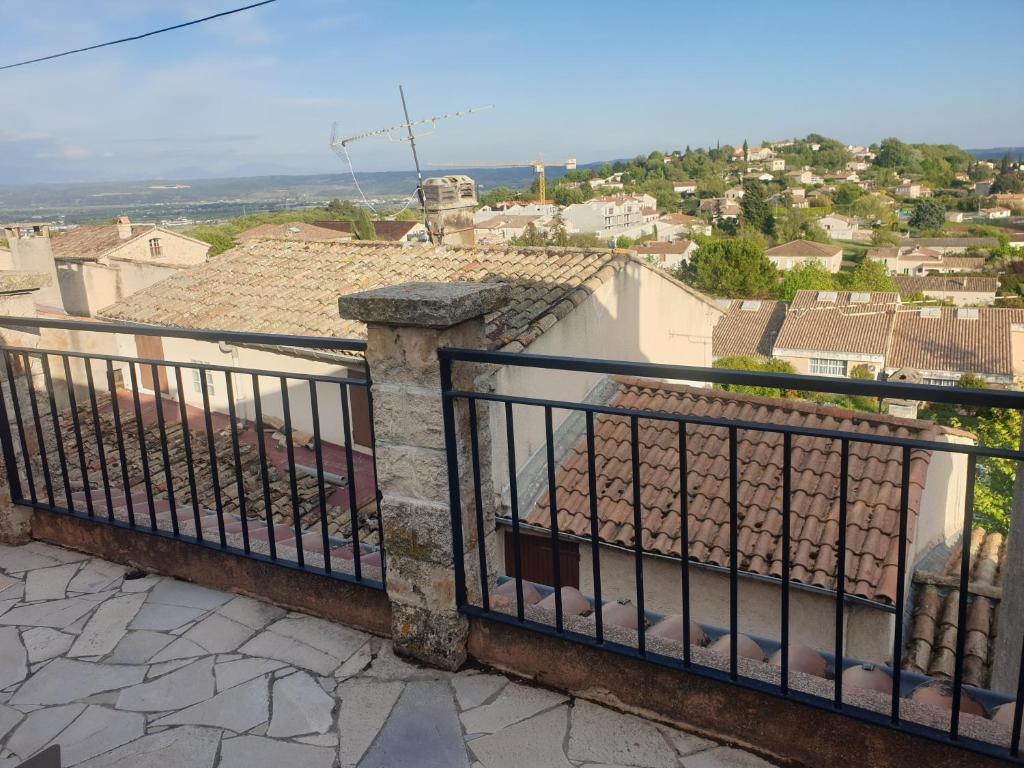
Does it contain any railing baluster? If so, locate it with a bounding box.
[3,351,35,503]
[728,425,739,681]
[127,361,157,528]
[106,361,134,526]
[226,372,251,554]
[151,365,178,535]
[950,453,978,740]
[468,398,488,610]
[252,374,277,560]
[84,362,113,520]
[1011,625,1024,757]
[41,354,73,512]
[0,353,24,503]
[544,406,564,633]
[25,353,53,508]
[679,420,691,666]
[173,366,202,539]
[781,432,792,694]
[281,377,304,567]
[891,445,912,723]
[630,415,646,655]
[505,401,524,621]
[61,356,94,518]
[340,383,360,579]
[586,411,603,644]
[199,365,225,546]
[835,438,850,709]
[308,380,329,572]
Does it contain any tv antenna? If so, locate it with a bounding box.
[329,86,492,221]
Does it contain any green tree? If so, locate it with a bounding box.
[742,140,749,162]
[875,137,912,170]
[838,258,897,292]
[850,194,896,226]
[351,207,376,240]
[777,261,836,301]
[712,356,797,398]
[908,199,946,231]
[478,186,519,208]
[870,229,901,246]
[552,185,584,206]
[741,182,775,236]
[682,237,779,298]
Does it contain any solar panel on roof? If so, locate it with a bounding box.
[850,292,870,303]
[920,307,941,318]
[740,300,762,311]
[816,291,837,302]
[957,308,979,320]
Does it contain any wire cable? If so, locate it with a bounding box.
[0,0,279,71]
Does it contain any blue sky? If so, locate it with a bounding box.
[1,0,1021,184]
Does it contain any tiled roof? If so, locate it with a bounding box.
[51,224,154,261]
[235,222,352,242]
[904,528,1004,688]
[903,238,1000,249]
[99,241,707,352]
[866,246,943,264]
[526,378,938,603]
[712,300,787,359]
[773,290,899,357]
[764,240,842,259]
[887,307,1024,376]
[892,275,998,295]
[311,220,422,241]
[930,256,987,271]
[633,240,694,255]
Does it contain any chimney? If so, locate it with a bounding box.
[422,175,477,247]
[116,215,132,240]
[1,223,64,312]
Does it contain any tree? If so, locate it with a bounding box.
[850,194,895,226]
[874,137,912,170]
[777,261,836,301]
[552,185,584,206]
[742,140,749,162]
[908,199,946,231]
[838,258,897,292]
[350,207,376,240]
[712,356,797,398]
[682,237,779,298]
[741,181,775,236]
[870,229,901,246]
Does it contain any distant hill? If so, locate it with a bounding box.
[968,147,1024,161]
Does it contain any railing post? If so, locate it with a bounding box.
[339,281,509,670]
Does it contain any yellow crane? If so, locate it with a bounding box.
[428,156,577,202]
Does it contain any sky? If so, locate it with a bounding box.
[0,0,1022,185]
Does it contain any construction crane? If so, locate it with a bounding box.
[428,157,577,202]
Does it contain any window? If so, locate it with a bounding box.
[191,362,216,397]
[810,358,847,376]
[148,237,163,258]
[923,377,956,387]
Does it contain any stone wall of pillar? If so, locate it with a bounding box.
[339,282,506,669]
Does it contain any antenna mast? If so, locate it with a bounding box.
[329,89,492,223]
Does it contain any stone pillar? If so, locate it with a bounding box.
[339,282,507,670]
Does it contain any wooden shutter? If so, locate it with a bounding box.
[504,531,580,589]
[134,335,169,394]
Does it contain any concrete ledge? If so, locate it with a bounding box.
[0,271,51,294]
[339,281,511,328]
[467,615,1002,768]
[30,509,392,637]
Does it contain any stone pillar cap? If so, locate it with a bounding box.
[339,281,511,329]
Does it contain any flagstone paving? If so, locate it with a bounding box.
[0,542,781,767]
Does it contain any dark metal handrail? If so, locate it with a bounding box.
[439,345,1024,764]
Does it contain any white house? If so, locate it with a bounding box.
[816,214,861,240]
[763,240,844,272]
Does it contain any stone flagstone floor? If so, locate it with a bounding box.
[0,541,780,767]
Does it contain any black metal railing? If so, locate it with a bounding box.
[439,347,1024,763]
[0,317,384,588]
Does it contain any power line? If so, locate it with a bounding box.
[0,0,279,71]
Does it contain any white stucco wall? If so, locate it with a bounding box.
[486,262,721,509]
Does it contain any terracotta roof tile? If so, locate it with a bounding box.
[235,222,352,242]
[903,528,1004,688]
[312,220,423,241]
[526,378,939,603]
[712,300,787,360]
[764,240,842,259]
[892,275,998,295]
[51,224,155,261]
[888,307,1024,377]
[773,290,898,357]
[97,241,678,351]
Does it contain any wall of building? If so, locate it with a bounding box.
[501,530,894,663]
[920,289,996,307]
[108,230,209,267]
[486,262,721,511]
[775,352,883,378]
